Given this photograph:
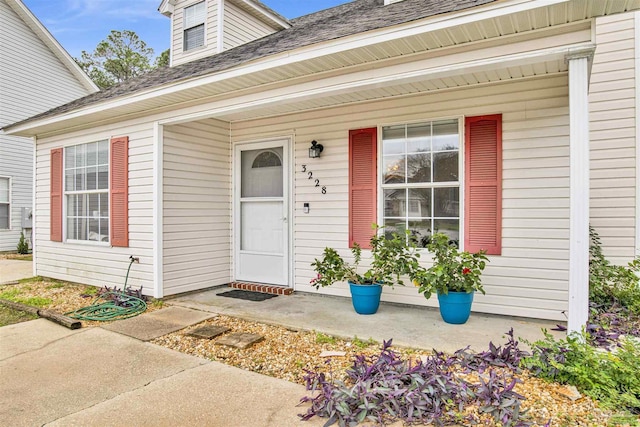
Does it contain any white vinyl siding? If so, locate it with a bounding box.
[0,0,92,251]
[589,13,638,264]
[162,119,232,295]
[34,121,156,294]
[232,75,571,321]
[222,0,275,51]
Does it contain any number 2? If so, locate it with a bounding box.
[315,179,320,187]
[308,171,313,179]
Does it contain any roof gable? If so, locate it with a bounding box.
[4,0,98,93]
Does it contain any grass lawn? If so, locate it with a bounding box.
[0,304,37,327]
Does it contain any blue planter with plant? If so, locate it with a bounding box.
[348,282,382,314]
[437,291,474,324]
[415,233,488,324]
[310,225,422,315]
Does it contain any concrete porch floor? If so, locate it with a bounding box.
[169,287,566,353]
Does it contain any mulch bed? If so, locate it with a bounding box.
[0,273,634,426]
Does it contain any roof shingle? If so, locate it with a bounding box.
[7,0,497,129]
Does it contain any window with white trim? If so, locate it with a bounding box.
[382,119,460,247]
[0,177,9,229]
[184,1,206,51]
[64,141,109,242]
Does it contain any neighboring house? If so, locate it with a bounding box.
[0,0,97,252]
[4,0,639,333]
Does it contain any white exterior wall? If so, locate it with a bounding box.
[34,120,155,293]
[0,0,91,251]
[232,75,571,321]
[163,119,232,295]
[222,1,275,51]
[171,0,219,66]
[589,13,638,264]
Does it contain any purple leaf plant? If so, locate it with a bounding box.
[300,333,533,427]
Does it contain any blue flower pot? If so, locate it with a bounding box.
[348,282,382,315]
[437,291,474,324]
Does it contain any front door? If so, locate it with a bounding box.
[235,140,288,285]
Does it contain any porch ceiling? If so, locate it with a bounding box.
[214,57,569,122]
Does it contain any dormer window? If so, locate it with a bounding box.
[184,1,206,51]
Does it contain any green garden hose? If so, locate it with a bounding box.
[66,256,147,321]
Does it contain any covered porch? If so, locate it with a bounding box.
[168,285,565,352]
[155,28,594,332]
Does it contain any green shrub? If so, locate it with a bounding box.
[16,232,29,254]
[524,330,640,417]
[589,226,640,314]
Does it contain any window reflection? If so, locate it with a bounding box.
[382,119,460,247]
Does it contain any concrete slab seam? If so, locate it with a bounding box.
[0,327,90,362]
[41,357,212,426]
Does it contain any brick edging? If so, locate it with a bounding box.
[229,282,294,296]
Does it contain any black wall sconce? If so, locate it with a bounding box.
[309,140,324,158]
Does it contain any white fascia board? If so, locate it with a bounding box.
[232,0,291,29]
[158,0,175,16]
[160,42,591,126]
[6,0,568,135]
[6,0,99,93]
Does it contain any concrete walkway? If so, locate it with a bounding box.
[0,259,33,284]
[171,287,565,353]
[0,319,322,427]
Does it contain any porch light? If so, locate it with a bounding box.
[309,140,324,158]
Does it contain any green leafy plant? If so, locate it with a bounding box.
[523,330,640,417]
[16,232,29,254]
[315,332,338,345]
[310,225,422,288]
[415,233,488,299]
[589,226,640,314]
[351,336,376,349]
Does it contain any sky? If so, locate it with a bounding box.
[22,0,351,61]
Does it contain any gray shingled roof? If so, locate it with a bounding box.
[8,0,497,129]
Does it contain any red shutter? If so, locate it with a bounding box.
[465,115,502,255]
[50,148,63,242]
[349,128,377,249]
[110,136,129,247]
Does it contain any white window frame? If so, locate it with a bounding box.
[63,141,110,245]
[0,176,11,230]
[183,1,206,51]
[378,116,464,249]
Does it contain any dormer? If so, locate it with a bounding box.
[159,0,291,66]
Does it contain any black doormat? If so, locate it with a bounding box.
[217,290,279,301]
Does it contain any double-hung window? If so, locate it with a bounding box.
[0,177,9,229]
[381,119,461,247]
[184,1,206,51]
[64,141,109,242]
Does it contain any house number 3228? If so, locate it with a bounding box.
[301,165,327,195]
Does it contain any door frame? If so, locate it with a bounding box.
[233,137,292,286]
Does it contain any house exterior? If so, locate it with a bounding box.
[4,0,639,333]
[0,0,97,252]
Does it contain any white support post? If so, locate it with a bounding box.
[32,136,37,277]
[567,48,593,334]
[153,122,164,299]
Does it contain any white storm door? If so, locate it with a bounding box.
[235,141,288,285]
